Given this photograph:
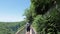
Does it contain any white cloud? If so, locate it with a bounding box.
[0,15,25,22]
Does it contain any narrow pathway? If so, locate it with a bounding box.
[15,26,36,34]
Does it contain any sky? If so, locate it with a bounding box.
[0,0,30,22]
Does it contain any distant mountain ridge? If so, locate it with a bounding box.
[0,21,26,34]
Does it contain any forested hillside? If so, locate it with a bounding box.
[24,0,60,34]
[0,21,26,34]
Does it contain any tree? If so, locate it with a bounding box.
[24,0,60,34]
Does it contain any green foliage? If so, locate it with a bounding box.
[32,15,47,34]
[0,21,26,34]
[30,0,56,15]
[24,0,60,34]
